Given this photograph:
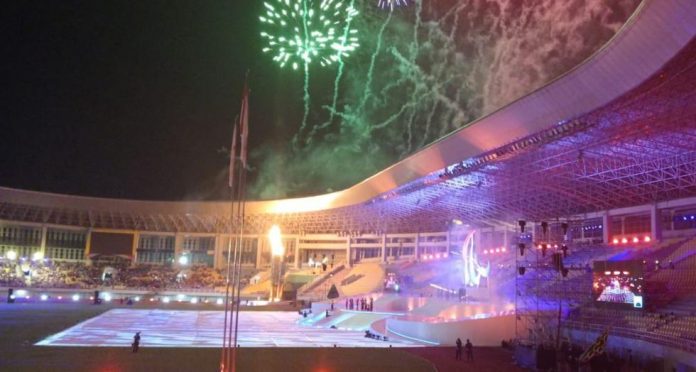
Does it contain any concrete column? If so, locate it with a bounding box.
[84,228,93,264]
[447,229,452,254]
[213,234,222,269]
[670,210,675,231]
[345,237,352,268]
[174,233,184,267]
[294,236,301,269]
[651,205,661,242]
[602,213,610,244]
[256,236,263,268]
[131,231,140,266]
[381,234,387,262]
[39,225,47,257]
[415,232,420,261]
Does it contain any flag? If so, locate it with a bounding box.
[228,123,238,188]
[579,329,609,363]
[239,77,250,168]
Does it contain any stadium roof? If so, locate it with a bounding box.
[1,0,695,235]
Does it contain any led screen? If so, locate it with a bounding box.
[592,260,644,308]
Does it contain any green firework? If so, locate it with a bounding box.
[260,0,360,69]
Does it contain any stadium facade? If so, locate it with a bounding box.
[1,0,694,271]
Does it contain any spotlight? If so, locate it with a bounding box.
[162,297,170,303]
[41,294,48,301]
[621,238,628,244]
[518,243,525,256]
[632,237,639,243]
[216,298,224,305]
[72,294,80,302]
[518,220,526,233]
[644,236,651,243]
[32,251,44,261]
[612,238,619,244]
[518,267,526,276]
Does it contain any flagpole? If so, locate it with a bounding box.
[223,72,250,372]
[221,119,239,372]
[231,71,250,372]
[231,145,246,372]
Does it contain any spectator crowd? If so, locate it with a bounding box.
[0,259,228,291]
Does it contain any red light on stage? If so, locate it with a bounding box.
[621,238,628,244]
[632,237,639,243]
[612,238,619,244]
[501,247,506,252]
[495,248,500,253]
[644,236,651,243]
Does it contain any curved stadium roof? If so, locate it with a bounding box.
[1,0,695,234]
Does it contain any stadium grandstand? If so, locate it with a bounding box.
[1,0,696,371]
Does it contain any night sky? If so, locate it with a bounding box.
[2,1,294,200]
[1,1,638,201]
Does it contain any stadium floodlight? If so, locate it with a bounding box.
[103,293,112,302]
[40,294,48,301]
[32,251,44,261]
[72,294,80,302]
[269,225,285,257]
[6,250,17,260]
[178,255,189,265]
[216,298,224,305]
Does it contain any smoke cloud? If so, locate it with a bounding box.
[249,0,639,199]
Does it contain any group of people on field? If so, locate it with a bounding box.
[455,338,474,361]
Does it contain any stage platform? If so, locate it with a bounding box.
[36,309,422,348]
